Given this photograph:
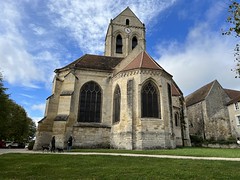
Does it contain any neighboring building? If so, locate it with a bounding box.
[226,91,240,137]
[34,7,191,150]
[186,80,240,141]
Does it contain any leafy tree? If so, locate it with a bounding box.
[223,0,240,77]
[0,72,36,142]
[0,72,10,140]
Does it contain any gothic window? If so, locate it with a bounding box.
[141,81,159,118]
[116,34,123,54]
[113,85,121,123]
[126,19,130,25]
[175,112,179,126]
[78,81,101,123]
[132,36,138,49]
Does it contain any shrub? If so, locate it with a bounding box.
[27,140,35,150]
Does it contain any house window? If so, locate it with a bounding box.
[141,81,159,118]
[132,36,138,49]
[116,34,123,54]
[78,81,101,123]
[126,19,130,25]
[235,102,239,110]
[113,85,121,123]
[237,115,240,125]
[175,112,179,126]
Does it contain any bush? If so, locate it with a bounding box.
[27,140,35,150]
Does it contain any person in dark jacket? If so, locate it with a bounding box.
[51,136,55,152]
[67,135,73,151]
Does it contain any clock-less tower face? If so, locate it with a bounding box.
[104,7,146,58]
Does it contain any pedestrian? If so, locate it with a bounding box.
[51,136,55,152]
[67,135,73,151]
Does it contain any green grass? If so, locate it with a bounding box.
[73,147,240,158]
[1,148,240,179]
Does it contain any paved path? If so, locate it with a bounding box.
[1,148,240,161]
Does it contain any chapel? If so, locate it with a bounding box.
[34,7,191,150]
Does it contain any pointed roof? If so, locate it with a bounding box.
[121,51,164,72]
[186,80,216,107]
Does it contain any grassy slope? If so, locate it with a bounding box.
[1,148,240,179]
[0,153,240,179]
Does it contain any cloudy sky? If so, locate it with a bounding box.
[1,0,239,124]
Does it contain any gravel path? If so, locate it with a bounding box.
[1,148,240,161]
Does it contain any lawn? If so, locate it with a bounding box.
[1,148,240,179]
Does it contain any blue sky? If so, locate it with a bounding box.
[1,0,239,124]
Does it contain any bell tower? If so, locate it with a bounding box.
[104,7,146,58]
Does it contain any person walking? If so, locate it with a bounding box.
[67,135,73,151]
[51,136,55,152]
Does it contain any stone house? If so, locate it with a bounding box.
[34,7,191,150]
[186,80,240,141]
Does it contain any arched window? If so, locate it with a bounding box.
[141,81,159,118]
[113,85,121,123]
[116,34,123,54]
[126,19,130,25]
[78,81,101,123]
[132,36,138,49]
[175,112,179,126]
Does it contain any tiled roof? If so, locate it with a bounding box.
[225,89,240,105]
[121,51,164,71]
[224,89,240,100]
[172,81,182,96]
[185,80,215,107]
[55,54,123,72]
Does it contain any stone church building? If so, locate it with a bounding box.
[34,7,191,150]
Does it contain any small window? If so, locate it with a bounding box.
[132,36,138,49]
[141,81,159,118]
[126,19,129,25]
[175,112,179,126]
[235,102,239,110]
[113,85,121,123]
[116,34,123,54]
[236,115,240,125]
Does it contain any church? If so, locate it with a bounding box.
[34,7,191,150]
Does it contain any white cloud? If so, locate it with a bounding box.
[48,0,177,54]
[32,103,45,112]
[158,22,240,96]
[0,1,62,88]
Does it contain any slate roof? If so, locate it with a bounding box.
[55,54,123,72]
[185,80,215,107]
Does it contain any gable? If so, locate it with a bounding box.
[112,7,144,27]
[186,80,215,107]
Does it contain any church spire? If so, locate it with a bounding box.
[104,7,146,58]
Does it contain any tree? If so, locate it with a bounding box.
[0,72,36,142]
[224,0,240,77]
[0,72,10,140]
